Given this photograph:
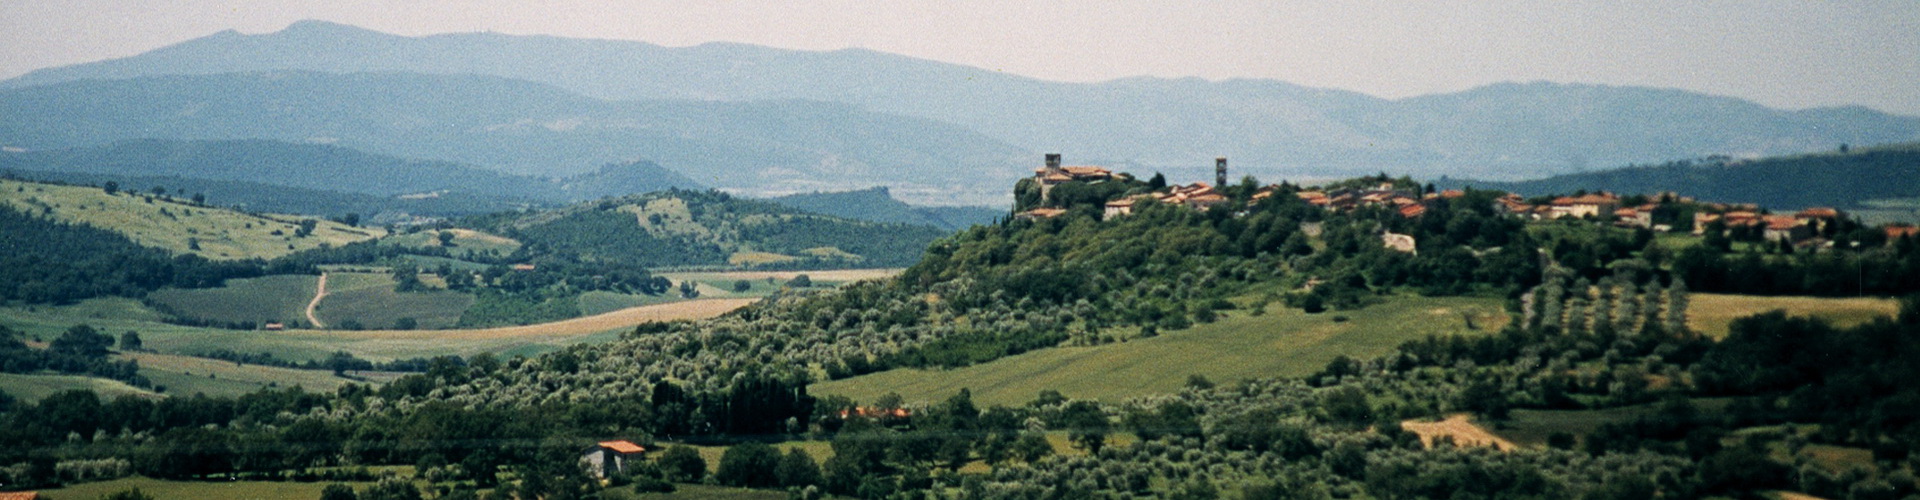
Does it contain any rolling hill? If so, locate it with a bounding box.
[767,187,1002,231]
[1440,143,1920,212]
[0,71,1030,204]
[471,189,949,269]
[0,177,380,260]
[5,19,1915,184]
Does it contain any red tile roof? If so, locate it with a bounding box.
[598,440,646,454]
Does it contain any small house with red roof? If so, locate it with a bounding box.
[581,440,648,479]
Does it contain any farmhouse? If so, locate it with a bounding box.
[1763,215,1811,242]
[581,440,647,479]
[262,322,285,331]
[1887,224,1918,243]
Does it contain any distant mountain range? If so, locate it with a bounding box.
[0,72,1023,204]
[0,138,706,216]
[768,187,1004,231]
[6,19,1916,192]
[1440,143,1920,211]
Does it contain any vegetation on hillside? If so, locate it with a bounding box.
[1451,143,1920,212]
[8,171,1920,499]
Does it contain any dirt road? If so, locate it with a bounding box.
[304,272,329,328]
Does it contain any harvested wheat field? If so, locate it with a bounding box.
[1401,414,1517,452]
[283,298,756,340]
[1689,293,1899,338]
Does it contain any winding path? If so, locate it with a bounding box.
[304,272,328,329]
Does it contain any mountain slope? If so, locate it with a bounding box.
[767,187,1001,231]
[0,139,702,205]
[7,20,1915,180]
[0,71,1029,203]
[1442,143,1920,210]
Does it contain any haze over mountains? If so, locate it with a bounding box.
[4,20,1918,205]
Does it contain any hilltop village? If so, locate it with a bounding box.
[1013,154,1917,252]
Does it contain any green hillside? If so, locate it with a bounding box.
[0,177,381,260]
[474,189,948,269]
[814,295,1509,406]
[767,186,1000,231]
[1444,142,1920,213]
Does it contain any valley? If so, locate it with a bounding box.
[1,12,1918,500]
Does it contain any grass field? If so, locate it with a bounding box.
[2,297,753,363]
[126,351,374,398]
[1689,293,1899,338]
[0,178,381,260]
[147,274,317,326]
[33,476,381,500]
[1854,197,1920,226]
[813,295,1509,406]
[727,251,800,266]
[314,274,474,330]
[0,372,158,401]
[578,291,686,316]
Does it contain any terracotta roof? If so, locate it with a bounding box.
[1296,191,1327,199]
[598,440,646,454]
[0,492,42,500]
[1440,190,1466,198]
[1398,204,1427,218]
[1040,173,1073,182]
[1765,215,1801,230]
[1797,207,1839,219]
[1018,208,1068,218]
[1615,208,1638,217]
[1061,166,1110,175]
[1887,224,1918,239]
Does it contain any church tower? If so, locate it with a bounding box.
[1215,157,1228,187]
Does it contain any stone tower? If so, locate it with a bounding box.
[1215,157,1228,187]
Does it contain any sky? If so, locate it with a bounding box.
[3,0,1917,115]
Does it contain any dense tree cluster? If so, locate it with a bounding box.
[0,205,270,304]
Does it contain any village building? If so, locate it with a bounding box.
[1613,206,1654,229]
[1887,224,1919,244]
[1548,193,1620,219]
[1032,153,1113,201]
[1763,215,1811,242]
[262,322,285,331]
[581,440,647,479]
[1381,232,1418,254]
[1014,207,1068,220]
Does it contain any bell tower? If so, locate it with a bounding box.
[1215,157,1228,187]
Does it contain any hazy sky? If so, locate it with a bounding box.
[4,0,1917,114]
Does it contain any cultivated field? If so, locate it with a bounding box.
[1401,414,1516,451]
[0,178,380,260]
[1,296,754,362]
[125,350,375,398]
[314,279,474,330]
[813,295,1509,406]
[0,372,157,402]
[1689,293,1899,338]
[146,274,317,326]
[577,290,684,316]
[34,476,383,500]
